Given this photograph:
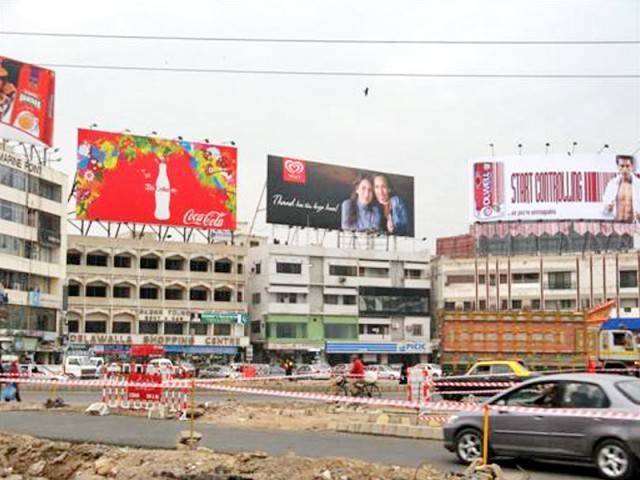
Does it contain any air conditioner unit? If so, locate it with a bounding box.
[338,277,346,284]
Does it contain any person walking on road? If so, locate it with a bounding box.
[7,359,21,402]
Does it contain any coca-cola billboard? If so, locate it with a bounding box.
[75,129,237,230]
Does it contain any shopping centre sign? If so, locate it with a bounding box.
[68,333,249,347]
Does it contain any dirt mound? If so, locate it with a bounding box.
[0,432,445,480]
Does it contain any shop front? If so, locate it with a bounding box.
[325,341,430,365]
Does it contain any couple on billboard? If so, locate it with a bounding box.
[341,173,409,235]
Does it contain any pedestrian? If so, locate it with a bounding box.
[399,359,410,385]
[8,359,21,402]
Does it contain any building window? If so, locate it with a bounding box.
[531,298,541,309]
[559,299,574,310]
[343,295,356,305]
[500,299,508,310]
[165,288,184,300]
[67,283,81,297]
[113,285,131,298]
[268,322,307,339]
[114,255,132,268]
[404,269,423,279]
[165,257,184,271]
[139,321,159,334]
[251,321,261,334]
[410,324,423,336]
[324,323,357,339]
[85,321,107,333]
[444,301,455,310]
[254,262,261,274]
[358,267,389,278]
[620,270,638,288]
[512,272,539,284]
[329,265,357,277]
[237,263,244,274]
[276,292,298,304]
[191,323,207,335]
[66,252,81,265]
[547,271,573,289]
[237,291,243,302]
[86,253,108,267]
[190,259,209,272]
[463,301,473,311]
[37,179,62,202]
[190,288,208,302]
[358,287,429,316]
[479,300,487,310]
[140,256,159,269]
[214,288,232,302]
[140,286,159,300]
[164,322,183,335]
[213,324,232,336]
[446,275,475,285]
[276,262,302,274]
[67,320,79,333]
[214,259,233,273]
[360,324,389,335]
[85,284,107,297]
[324,295,338,305]
[0,198,27,225]
[511,299,522,309]
[252,293,261,304]
[0,164,27,191]
[112,322,131,334]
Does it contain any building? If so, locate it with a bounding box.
[0,146,67,363]
[65,234,250,360]
[247,241,431,365]
[432,250,640,371]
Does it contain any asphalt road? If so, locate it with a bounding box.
[0,411,595,480]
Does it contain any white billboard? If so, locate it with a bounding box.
[469,154,640,223]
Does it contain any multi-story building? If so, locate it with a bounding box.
[0,146,67,363]
[247,241,431,365]
[65,234,250,360]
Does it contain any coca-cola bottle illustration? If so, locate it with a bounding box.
[154,160,171,220]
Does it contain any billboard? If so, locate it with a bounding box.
[266,155,414,236]
[0,56,55,146]
[469,154,640,224]
[75,129,236,230]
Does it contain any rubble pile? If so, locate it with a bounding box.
[0,432,446,480]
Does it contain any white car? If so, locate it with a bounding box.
[295,363,332,380]
[146,358,175,376]
[366,364,401,380]
[413,363,443,378]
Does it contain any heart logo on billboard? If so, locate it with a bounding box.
[282,158,307,184]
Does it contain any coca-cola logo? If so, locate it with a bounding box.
[183,209,226,228]
[282,158,306,184]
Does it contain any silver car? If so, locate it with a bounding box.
[444,374,640,480]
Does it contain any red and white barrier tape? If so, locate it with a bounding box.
[434,381,517,388]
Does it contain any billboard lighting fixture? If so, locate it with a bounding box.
[570,141,578,155]
[204,138,210,143]
[545,142,551,154]
[598,144,610,154]
[89,123,98,129]
[517,143,523,155]
[177,136,184,141]
[488,143,495,156]
[149,131,158,136]
[124,129,131,133]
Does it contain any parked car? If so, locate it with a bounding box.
[296,363,332,380]
[366,364,400,380]
[445,373,640,480]
[198,365,238,379]
[177,361,196,377]
[331,363,350,376]
[269,365,286,376]
[146,358,175,376]
[413,363,443,378]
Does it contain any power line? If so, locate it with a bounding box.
[1,30,639,45]
[41,63,640,78]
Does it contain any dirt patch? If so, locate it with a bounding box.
[0,432,445,480]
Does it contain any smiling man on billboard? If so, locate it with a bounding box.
[602,155,640,223]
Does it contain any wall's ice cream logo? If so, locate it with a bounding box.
[282,158,306,184]
[473,162,504,219]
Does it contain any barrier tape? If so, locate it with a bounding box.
[434,381,517,388]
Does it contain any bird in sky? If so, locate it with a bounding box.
[363,87,369,96]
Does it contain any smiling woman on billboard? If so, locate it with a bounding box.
[340,174,382,232]
[373,174,409,236]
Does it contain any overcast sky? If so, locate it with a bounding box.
[1,0,639,247]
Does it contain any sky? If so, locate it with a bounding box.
[0,0,639,249]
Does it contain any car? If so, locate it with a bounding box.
[146,358,175,376]
[444,373,640,480]
[198,365,238,379]
[413,363,443,378]
[295,363,332,380]
[331,363,350,376]
[268,365,286,376]
[366,364,400,380]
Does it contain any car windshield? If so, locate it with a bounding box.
[616,380,640,404]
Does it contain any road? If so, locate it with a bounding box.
[0,410,594,480]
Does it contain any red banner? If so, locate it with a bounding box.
[75,129,237,229]
[127,373,163,402]
[0,55,55,146]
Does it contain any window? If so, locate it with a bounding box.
[512,272,539,284]
[404,269,423,279]
[165,258,184,271]
[324,295,338,305]
[560,382,610,408]
[190,289,208,301]
[86,254,108,267]
[254,262,261,274]
[113,286,131,298]
[329,265,357,277]
[277,292,298,304]
[237,263,244,274]
[165,288,184,300]
[139,321,159,334]
[66,252,81,265]
[531,299,541,309]
[444,301,455,310]
[85,321,107,333]
[214,288,232,302]
[140,286,159,300]
[140,256,159,270]
[324,323,357,339]
[190,259,208,272]
[498,382,560,407]
[276,262,302,274]
[446,275,475,285]
[214,259,233,273]
[213,324,231,336]
[360,324,389,335]
[511,299,522,309]
[251,321,261,334]
[620,270,638,288]
[468,364,491,376]
[616,380,640,405]
[267,322,307,339]
[343,295,356,305]
[478,274,496,286]
[252,293,261,304]
[500,299,508,310]
[559,299,574,310]
[479,300,487,310]
[237,291,243,302]
[0,198,27,225]
[0,164,26,191]
[410,324,423,336]
[547,271,572,289]
[164,322,183,335]
[359,266,389,278]
[358,287,429,316]
[491,364,513,375]
[114,255,132,268]
[67,320,79,333]
[37,179,62,202]
[612,332,634,350]
[85,284,107,297]
[67,283,81,297]
[463,301,473,311]
[191,323,207,335]
[112,322,131,334]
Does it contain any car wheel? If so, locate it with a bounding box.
[455,428,483,465]
[595,439,636,480]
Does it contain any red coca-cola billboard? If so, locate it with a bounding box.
[0,55,55,147]
[75,129,237,229]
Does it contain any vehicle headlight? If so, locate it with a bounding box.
[446,415,459,424]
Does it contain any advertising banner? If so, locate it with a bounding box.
[267,155,415,236]
[469,154,640,224]
[75,129,237,229]
[0,56,55,146]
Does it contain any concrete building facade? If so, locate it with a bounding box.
[247,241,432,365]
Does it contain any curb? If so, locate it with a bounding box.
[336,422,444,440]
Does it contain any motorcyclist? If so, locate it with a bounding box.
[349,354,366,395]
